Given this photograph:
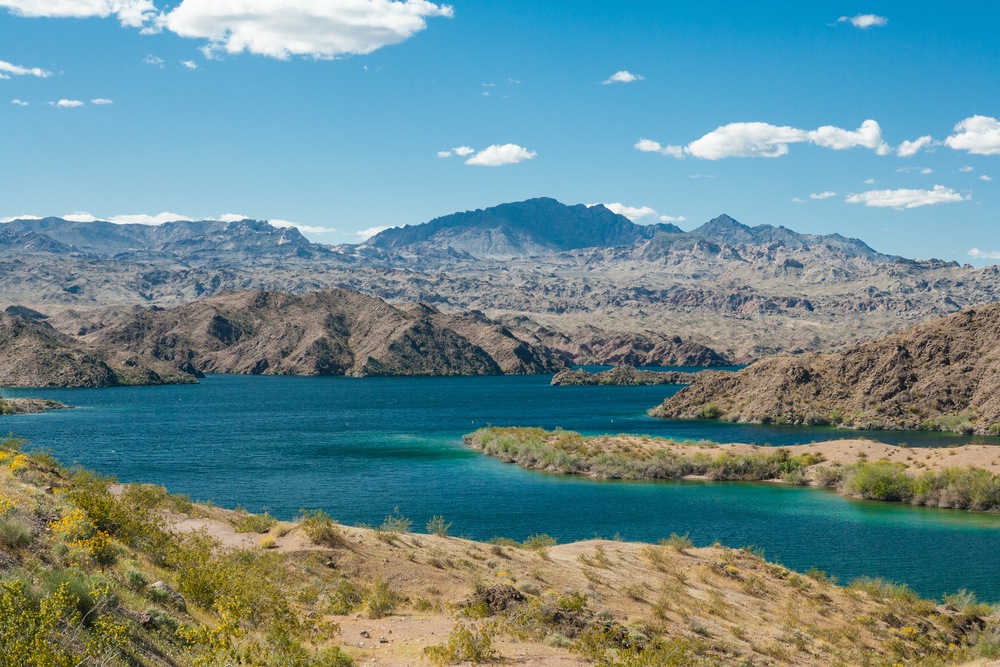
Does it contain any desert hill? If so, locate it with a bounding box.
[654,302,1000,435]
[86,288,564,378]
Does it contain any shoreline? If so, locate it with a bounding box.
[465,427,1000,514]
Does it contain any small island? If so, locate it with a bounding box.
[0,396,68,415]
[551,365,715,386]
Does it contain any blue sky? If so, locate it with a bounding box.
[2,1,999,263]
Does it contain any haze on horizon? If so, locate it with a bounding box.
[2,1,999,264]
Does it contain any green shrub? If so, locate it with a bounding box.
[424,621,499,665]
[661,532,693,553]
[522,534,557,550]
[326,577,363,615]
[426,515,452,537]
[0,515,33,549]
[363,580,399,619]
[842,461,913,501]
[233,510,277,534]
[379,508,413,535]
[299,509,342,547]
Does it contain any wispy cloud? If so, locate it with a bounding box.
[0,0,156,27]
[845,185,968,209]
[464,144,536,167]
[357,225,392,241]
[600,203,658,221]
[158,0,454,60]
[659,214,686,223]
[10,98,28,106]
[0,214,42,223]
[0,58,50,78]
[91,98,113,105]
[969,248,1000,260]
[51,99,84,108]
[437,146,475,158]
[107,212,192,224]
[268,218,336,234]
[982,175,993,182]
[602,70,644,85]
[809,191,837,200]
[181,60,197,70]
[960,165,974,172]
[639,120,890,160]
[945,115,1000,155]
[897,135,934,157]
[896,166,932,175]
[143,54,165,67]
[837,14,888,29]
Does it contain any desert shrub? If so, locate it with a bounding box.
[363,579,399,619]
[424,621,499,665]
[299,509,342,547]
[233,510,277,534]
[522,534,557,550]
[662,532,693,553]
[124,568,148,590]
[0,515,33,549]
[842,461,914,501]
[426,515,452,537]
[325,577,363,615]
[813,464,845,487]
[696,403,721,419]
[378,508,412,535]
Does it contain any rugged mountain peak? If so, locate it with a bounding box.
[363,197,667,258]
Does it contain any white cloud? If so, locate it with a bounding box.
[969,248,1000,260]
[453,145,474,156]
[945,115,1000,155]
[644,119,890,160]
[960,165,974,172]
[809,191,837,200]
[603,70,644,85]
[634,138,684,158]
[845,185,968,209]
[982,175,993,182]
[53,98,84,108]
[11,98,28,106]
[659,214,686,223]
[267,218,336,234]
[921,168,932,175]
[465,143,536,167]
[0,59,50,78]
[0,0,156,27]
[864,178,877,184]
[436,150,452,158]
[838,14,888,29]
[601,203,657,221]
[158,0,454,60]
[91,97,113,105]
[107,212,192,225]
[0,214,42,223]
[219,213,249,222]
[63,211,99,222]
[790,197,804,204]
[897,135,934,157]
[143,54,164,67]
[357,225,392,241]
[181,60,197,69]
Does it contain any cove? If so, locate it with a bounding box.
[5,373,1000,601]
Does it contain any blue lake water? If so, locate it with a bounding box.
[5,373,1000,601]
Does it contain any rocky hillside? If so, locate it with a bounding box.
[0,310,191,388]
[654,303,1000,435]
[87,289,564,378]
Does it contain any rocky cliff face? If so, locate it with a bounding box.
[0,311,190,388]
[87,289,565,378]
[653,303,1000,435]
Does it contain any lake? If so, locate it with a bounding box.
[5,373,1000,601]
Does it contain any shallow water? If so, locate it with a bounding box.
[6,373,1000,600]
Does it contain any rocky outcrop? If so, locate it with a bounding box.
[88,289,565,378]
[551,366,711,386]
[0,312,190,388]
[0,397,68,414]
[653,303,1000,435]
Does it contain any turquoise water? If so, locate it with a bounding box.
[6,373,1000,601]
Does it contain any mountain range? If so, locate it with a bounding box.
[2,198,999,364]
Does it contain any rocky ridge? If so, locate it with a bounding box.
[653,302,1000,435]
[551,365,709,386]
